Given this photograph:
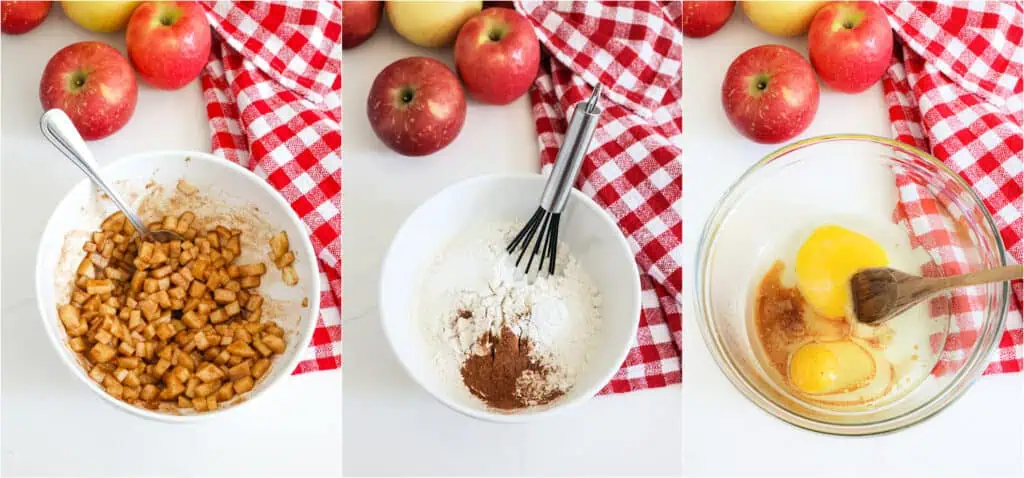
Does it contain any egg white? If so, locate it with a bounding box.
[749,216,950,410]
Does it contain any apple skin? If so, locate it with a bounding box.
[721,44,819,144]
[682,1,735,38]
[1,0,51,34]
[61,1,139,33]
[386,1,482,48]
[808,1,893,93]
[341,0,381,49]
[39,41,138,140]
[367,57,467,156]
[742,1,827,37]
[125,1,211,90]
[454,8,539,105]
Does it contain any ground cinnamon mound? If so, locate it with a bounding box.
[460,325,564,410]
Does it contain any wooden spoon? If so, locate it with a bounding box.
[850,265,1022,325]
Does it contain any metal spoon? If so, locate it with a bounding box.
[40,109,183,243]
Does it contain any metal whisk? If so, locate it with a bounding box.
[507,84,603,275]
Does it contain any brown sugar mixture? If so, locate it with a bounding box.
[459,325,565,410]
[754,260,849,376]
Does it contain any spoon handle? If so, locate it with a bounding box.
[40,109,149,235]
[538,83,601,215]
[938,265,1021,289]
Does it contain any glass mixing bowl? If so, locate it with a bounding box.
[695,134,1009,435]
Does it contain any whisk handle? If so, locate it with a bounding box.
[539,84,602,214]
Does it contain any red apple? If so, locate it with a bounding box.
[342,1,381,49]
[367,57,466,156]
[682,1,734,38]
[2,0,51,34]
[808,1,893,93]
[721,44,819,144]
[125,1,211,90]
[454,8,539,105]
[39,41,137,140]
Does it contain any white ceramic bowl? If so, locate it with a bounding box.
[36,150,321,423]
[380,173,641,423]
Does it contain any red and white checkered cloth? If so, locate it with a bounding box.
[880,1,1022,374]
[198,1,342,374]
[517,1,683,393]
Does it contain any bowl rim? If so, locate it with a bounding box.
[34,149,322,423]
[693,133,1010,436]
[378,172,642,423]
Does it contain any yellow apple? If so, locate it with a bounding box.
[742,1,827,37]
[386,1,482,48]
[61,1,140,33]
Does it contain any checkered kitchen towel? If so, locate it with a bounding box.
[517,1,683,393]
[199,1,342,373]
[880,1,1022,374]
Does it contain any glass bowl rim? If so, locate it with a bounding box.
[693,133,1010,436]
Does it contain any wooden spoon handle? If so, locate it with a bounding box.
[940,265,1021,289]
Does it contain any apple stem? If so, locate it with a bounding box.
[400,88,414,104]
[487,25,508,42]
[159,8,181,26]
[70,71,87,90]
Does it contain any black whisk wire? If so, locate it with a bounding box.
[505,207,561,276]
[507,208,543,264]
[524,212,550,273]
[543,214,559,274]
[506,83,601,277]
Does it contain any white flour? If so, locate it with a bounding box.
[419,221,602,407]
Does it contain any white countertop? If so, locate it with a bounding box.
[0,13,341,477]
[340,22,681,477]
[682,13,1023,477]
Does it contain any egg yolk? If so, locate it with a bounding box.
[795,225,889,318]
[789,340,876,394]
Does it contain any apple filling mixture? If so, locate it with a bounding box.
[57,208,299,413]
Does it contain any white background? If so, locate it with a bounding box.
[1,11,342,476]
[682,9,1023,477]
[341,20,682,477]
